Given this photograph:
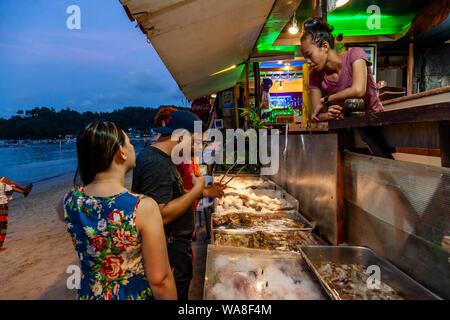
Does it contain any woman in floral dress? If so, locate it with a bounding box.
[56,121,177,300]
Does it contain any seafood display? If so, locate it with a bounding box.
[204,245,326,300]
[212,211,309,231]
[215,191,295,214]
[214,176,277,190]
[317,262,404,300]
[212,175,316,253]
[301,245,442,300]
[214,229,322,251]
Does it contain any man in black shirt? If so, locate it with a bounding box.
[132,111,205,300]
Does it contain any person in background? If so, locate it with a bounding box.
[153,107,225,210]
[56,121,176,300]
[300,17,392,158]
[0,177,32,197]
[0,178,33,251]
[149,106,180,145]
[132,111,206,300]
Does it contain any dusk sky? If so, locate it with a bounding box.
[0,0,186,119]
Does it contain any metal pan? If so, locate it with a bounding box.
[300,245,442,300]
[212,210,315,232]
[213,228,326,251]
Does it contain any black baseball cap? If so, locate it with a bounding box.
[153,110,202,135]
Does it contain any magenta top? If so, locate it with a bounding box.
[309,47,384,114]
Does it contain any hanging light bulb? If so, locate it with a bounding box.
[289,15,299,34]
[279,81,283,90]
[284,61,290,71]
[336,0,350,8]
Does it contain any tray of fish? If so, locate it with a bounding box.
[213,228,324,251]
[204,245,327,300]
[212,210,314,232]
[300,246,441,300]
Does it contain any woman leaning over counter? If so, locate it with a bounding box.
[300,17,392,158]
[300,17,384,121]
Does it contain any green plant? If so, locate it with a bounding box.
[239,101,268,130]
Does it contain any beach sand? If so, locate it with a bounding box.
[0,171,207,300]
[0,172,79,299]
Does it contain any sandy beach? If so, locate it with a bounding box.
[0,171,207,300]
[0,172,131,299]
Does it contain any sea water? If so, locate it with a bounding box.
[0,139,147,185]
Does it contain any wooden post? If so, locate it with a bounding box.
[312,0,326,19]
[244,63,250,128]
[439,121,450,168]
[253,62,261,110]
[312,0,320,17]
[234,85,240,129]
[245,63,249,108]
[407,38,414,95]
[321,0,327,23]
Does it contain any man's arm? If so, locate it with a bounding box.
[158,181,203,225]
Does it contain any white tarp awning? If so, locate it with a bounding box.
[120,0,276,100]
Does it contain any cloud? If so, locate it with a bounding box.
[66,100,77,108]
[126,71,166,93]
[81,100,94,109]
[93,92,135,105]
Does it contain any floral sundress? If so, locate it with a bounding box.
[64,186,153,300]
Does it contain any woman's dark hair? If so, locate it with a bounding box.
[300,17,335,49]
[74,121,125,186]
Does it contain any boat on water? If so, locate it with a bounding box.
[1,140,26,148]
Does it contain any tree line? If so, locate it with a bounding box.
[0,106,187,140]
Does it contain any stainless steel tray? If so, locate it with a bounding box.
[213,228,325,251]
[300,245,442,300]
[203,245,328,300]
[213,174,299,212]
[212,210,315,232]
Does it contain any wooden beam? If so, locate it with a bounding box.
[274,33,403,46]
[395,147,441,157]
[288,122,329,132]
[328,102,450,130]
[408,0,450,37]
